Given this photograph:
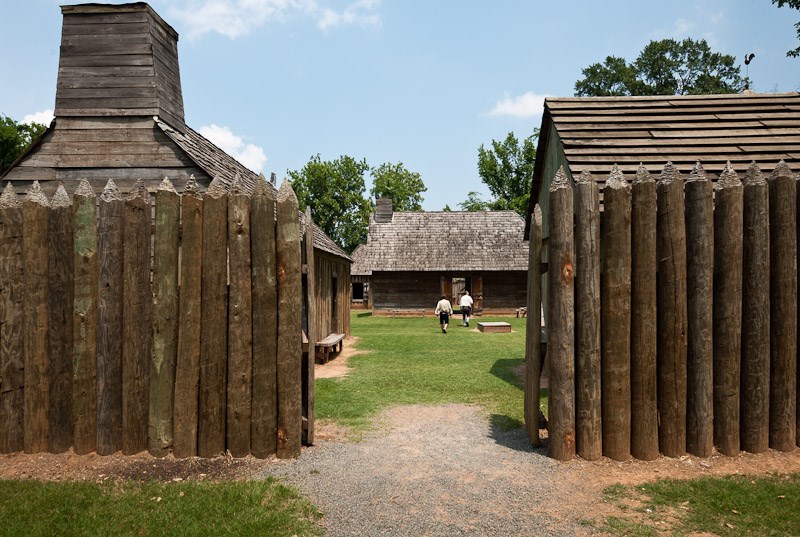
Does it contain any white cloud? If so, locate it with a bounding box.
[671,17,693,38]
[199,124,268,173]
[171,0,381,39]
[22,109,54,126]
[487,92,549,119]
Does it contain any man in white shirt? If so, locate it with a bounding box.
[459,290,474,327]
[435,294,453,333]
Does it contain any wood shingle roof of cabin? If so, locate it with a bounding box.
[526,92,800,236]
[351,210,528,275]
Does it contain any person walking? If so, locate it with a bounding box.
[459,290,474,327]
[435,294,453,333]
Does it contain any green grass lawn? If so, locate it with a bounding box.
[316,313,536,432]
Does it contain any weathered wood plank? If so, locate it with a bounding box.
[18,151,194,168]
[62,10,149,25]
[198,178,228,457]
[32,141,188,156]
[47,185,74,454]
[276,180,302,459]
[0,185,24,453]
[59,43,154,57]
[713,163,743,457]
[58,65,156,79]
[547,167,576,461]
[58,76,157,90]
[71,180,98,455]
[61,22,150,36]
[302,206,316,446]
[50,129,166,143]
[524,205,543,447]
[685,163,714,459]
[56,117,156,130]
[150,178,180,457]
[631,165,659,461]
[768,161,797,451]
[23,182,50,453]
[121,180,151,455]
[97,179,124,455]
[657,163,688,458]
[251,178,278,458]
[574,171,601,461]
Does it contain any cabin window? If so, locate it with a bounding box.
[352,282,364,300]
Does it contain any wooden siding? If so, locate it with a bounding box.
[312,251,351,337]
[56,4,185,132]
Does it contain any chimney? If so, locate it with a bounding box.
[374,197,393,223]
[55,3,186,132]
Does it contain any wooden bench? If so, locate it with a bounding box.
[478,322,512,333]
[315,333,345,363]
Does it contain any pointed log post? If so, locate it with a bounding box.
[574,171,601,461]
[150,177,180,457]
[227,175,253,458]
[122,180,152,455]
[48,185,74,454]
[524,205,543,447]
[302,206,316,446]
[631,165,659,461]
[547,166,576,461]
[174,177,203,458]
[657,162,688,458]
[97,179,124,455]
[199,177,228,457]
[251,177,278,458]
[741,163,770,454]
[276,179,302,459]
[713,163,743,456]
[0,184,24,453]
[769,160,797,451]
[72,180,97,455]
[601,165,631,461]
[685,162,714,458]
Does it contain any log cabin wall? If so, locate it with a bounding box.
[313,251,351,337]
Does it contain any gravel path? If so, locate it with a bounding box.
[260,404,596,536]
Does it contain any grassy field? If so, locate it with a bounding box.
[316,313,535,432]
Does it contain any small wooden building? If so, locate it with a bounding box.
[1,2,351,339]
[351,198,529,315]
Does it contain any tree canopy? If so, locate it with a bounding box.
[0,115,47,175]
[370,162,426,211]
[574,38,747,96]
[773,0,800,57]
[289,154,373,254]
[460,131,536,216]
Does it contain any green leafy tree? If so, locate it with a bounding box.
[0,115,47,175]
[442,204,452,212]
[289,154,373,253]
[773,0,800,57]
[464,131,536,216]
[370,162,426,211]
[575,38,747,96]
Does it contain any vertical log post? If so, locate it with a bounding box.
[657,162,688,458]
[601,165,632,461]
[97,179,124,455]
[524,205,543,447]
[251,177,278,458]
[122,179,152,455]
[303,206,317,446]
[199,177,228,457]
[227,175,253,457]
[0,184,24,453]
[23,181,50,454]
[150,178,180,457]
[174,177,203,458]
[631,165,659,461]
[72,180,97,455]
[741,163,770,453]
[713,162,743,456]
[547,166,576,461]
[685,162,714,458]
[48,185,74,453]
[769,160,797,451]
[574,171,601,460]
[276,179,302,459]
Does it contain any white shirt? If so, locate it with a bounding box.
[460,294,473,308]
[435,299,453,315]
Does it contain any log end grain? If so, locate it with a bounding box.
[0,182,21,208]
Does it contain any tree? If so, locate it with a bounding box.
[464,131,536,216]
[773,0,800,57]
[575,38,747,96]
[370,162,427,211]
[0,115,47,175]
[288,154,373,253]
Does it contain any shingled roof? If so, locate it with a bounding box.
[351,211,528,275]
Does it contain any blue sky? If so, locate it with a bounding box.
[1,0,798,210]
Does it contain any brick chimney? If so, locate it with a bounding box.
[55,3,185,132]
[374,197,393,223]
